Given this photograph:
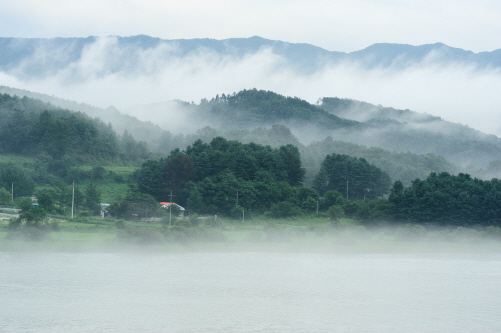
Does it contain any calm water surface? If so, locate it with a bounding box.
[1,251,500,332]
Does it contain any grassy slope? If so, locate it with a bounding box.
[76,166,137,203]
[1,216,501,252]
[0,154,35,164]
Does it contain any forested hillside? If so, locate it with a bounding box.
[2,90,501,228]
[389,172,501,225]
[0,93,151,180]
[0,87,467,185]
[134,137,308,216]
[197,89,359,130]
[319,97,501,167]
[0,85,167,148]
[302,137,457,186]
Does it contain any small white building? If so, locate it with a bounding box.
[159,202,185,217]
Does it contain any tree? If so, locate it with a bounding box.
[328,205,344,223]
[109,192,159,219]
[37,191,55,212]
[296,187,319,211]
[135,158,169,201]
[270,201,301,218]
[278,144,305,186]
[0,187,11,204]
[90,165,107,180]
[0,163,35,197]
[322,190,345,209]
[20,206,47,226]
[313,154,391,200]
[84,183,101,214]
[165,155,198,193]
[388,172,501,225]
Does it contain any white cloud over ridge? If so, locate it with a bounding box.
[2,37,501,136]
[2,0,501,53]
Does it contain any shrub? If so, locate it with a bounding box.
[8,218,21,230]
[270,201,300,218]
[117,227,163,244]
[230,205,244,220]
[204,216,221,228]
[328,205,344,222]
[174,219,192,228]
[115,219,126,229]
[161,215,177,226]
[0,187,11,204]
[189,213,201,227]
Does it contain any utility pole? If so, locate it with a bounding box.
[242,208,245,223]
[236,190,239,206]
[169,190,173,226]
[71,181,75,219]
[11,183,13,202]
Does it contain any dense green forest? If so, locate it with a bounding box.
[319,97,501,167]
[389,172,501,225]
[198,89,360,129]
[3,89,501,230]
[134,137,309,217]
[313,153,391,200]
[0,93,151,179]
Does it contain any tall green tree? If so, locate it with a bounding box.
[0,187,11,204]
[84,183,101,213]
[314,153,391,200]
[0,163,35,197]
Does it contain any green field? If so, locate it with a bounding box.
[0,153,35,164]
[2,214,501,253]
[68,165,139,203]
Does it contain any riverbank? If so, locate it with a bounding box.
[2,221,501,253]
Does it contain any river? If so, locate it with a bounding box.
[1,251,500,332]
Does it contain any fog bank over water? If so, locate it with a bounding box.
[2,251,501,332]
[1,36,500,136]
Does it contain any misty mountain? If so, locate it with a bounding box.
[0,85,166,146]
[348,43,501,69]
[197,89,360,130]
[1,36,499,80]
[0,93,151,169]
[318,97,501,167]
[0,86,461,185]
[137,88,501,170]
[3,83,501,184]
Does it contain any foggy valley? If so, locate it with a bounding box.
[1,31,501,333]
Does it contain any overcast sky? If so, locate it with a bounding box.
[1,0,500,53]
[1,0,501,135]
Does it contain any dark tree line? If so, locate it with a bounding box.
[199,89,359,129]
[0,93,151,171]
[132,138,397,218]
[389,172,501,225]
[313,153,392,200]
[134,137,308,216]
[302,136,457,186]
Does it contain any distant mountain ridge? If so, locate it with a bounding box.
[5,85,501,183]
[3,84,501,171]
[0,35,499,78]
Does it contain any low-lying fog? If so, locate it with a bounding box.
[1,36,501,136]
[2,221,501,333]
